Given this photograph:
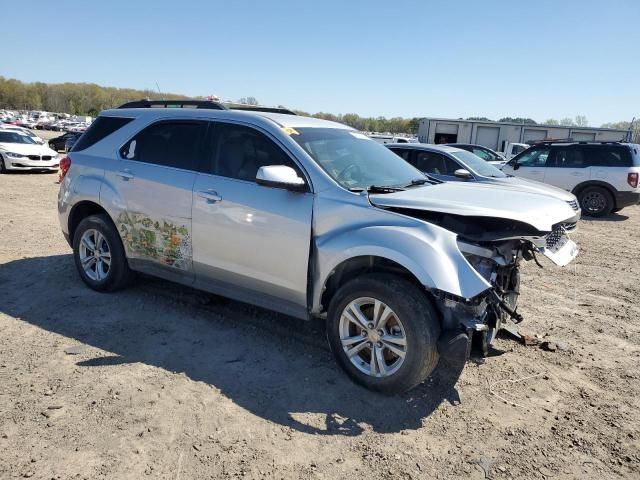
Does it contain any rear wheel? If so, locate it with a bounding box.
[72,214,133,292]
[578,186,613,217]
[326,274,440,394]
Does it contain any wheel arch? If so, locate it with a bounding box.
[68,201,116,242]
[572,180,617,198]
[319,255,427,316]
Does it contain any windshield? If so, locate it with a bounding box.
[450,150,507,178]
[291,128,426,189]
[0,131,37,144]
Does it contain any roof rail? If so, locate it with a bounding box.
[117,99,227,110]
[229,105,297,115]
[528,138,623,145]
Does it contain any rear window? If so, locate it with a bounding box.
[72,116,133,152]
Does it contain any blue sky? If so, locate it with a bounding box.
[2,0,638,125]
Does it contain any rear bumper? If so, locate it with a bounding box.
[614,191,640,209]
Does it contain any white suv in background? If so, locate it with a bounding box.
[502,141,640,216]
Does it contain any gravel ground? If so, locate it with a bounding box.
[0,172,638,480]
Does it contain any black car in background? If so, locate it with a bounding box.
[49,132,80,152]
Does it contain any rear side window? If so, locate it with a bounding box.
[119,121,205,171]
[72,116,133,152]
[583,146,632,167]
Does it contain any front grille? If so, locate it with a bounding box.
[566,199,579,211]
[27,155,41,160]
[546,228,564,249]
[42,155,52,160]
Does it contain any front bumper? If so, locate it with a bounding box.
[6,157,59,170]
[614,191,640,209]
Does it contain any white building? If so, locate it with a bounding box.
[418,118,628,152]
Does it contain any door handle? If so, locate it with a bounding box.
[116,169,134,180]
[197,190,222,203]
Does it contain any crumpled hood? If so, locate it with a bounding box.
[0,142,57,156]
[370,181,578,232]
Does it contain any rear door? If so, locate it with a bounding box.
[502,147,549,182]
[191,121,313,317]
[585,145,634,191]
[543,146,588,191]
[105,120,206,281]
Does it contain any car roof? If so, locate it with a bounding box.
[385,143,465,153]
[101,107,353,131]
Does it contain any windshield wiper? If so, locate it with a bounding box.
[348,185,405,194]
[403,178,430,187]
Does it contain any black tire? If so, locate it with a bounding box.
[326,274,441,395]
[611,207,622,213]
[0,155,7,173]
[72,214,134,292]
[578,186,613,217]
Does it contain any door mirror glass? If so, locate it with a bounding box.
[256,165,306,191]
[453,168,473,179]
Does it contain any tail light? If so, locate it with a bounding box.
[58,156,71,183]
[628,172,639,188]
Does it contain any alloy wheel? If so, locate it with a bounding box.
[338,297,407,377]
[79,229,112,281]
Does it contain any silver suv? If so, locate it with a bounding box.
[58,100,580,394]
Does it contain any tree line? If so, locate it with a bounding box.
[0,76,636,139]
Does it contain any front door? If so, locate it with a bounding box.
[105,120,206,281]
[502,147,550,183]
[192,121,313,318]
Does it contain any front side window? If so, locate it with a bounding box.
[120,121,204,171]
[292,128,424,190]
[413,151,459,175]
[210,123,298,182]
[389,148,412,162]
[471,147,501,162]
[514,148,549,167]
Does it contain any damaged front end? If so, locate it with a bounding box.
[413,211,578,356]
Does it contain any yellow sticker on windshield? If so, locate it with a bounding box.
[282,127,299,136]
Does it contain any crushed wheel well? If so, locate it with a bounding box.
[320,256,424,313]
[68,201,111,240]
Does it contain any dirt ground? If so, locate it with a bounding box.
[0,167,639,479]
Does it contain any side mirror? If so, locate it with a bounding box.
[512,162,520,171]
[256,165,306,192]
[453,168,473,180]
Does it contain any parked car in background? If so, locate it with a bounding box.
[446,143,506,166]
[502,141,640,216]
[386,143,581,207]
[0,125,46,144]
[49,132,80,152]
[368,134,418,144]
[64,133,82,152]
[0,129,59,172]
[58,100,579,394]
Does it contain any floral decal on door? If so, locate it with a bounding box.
[117,212,192,270]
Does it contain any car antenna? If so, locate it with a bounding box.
[155,81,163,100]
[623,117,636,142]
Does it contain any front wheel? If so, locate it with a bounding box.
[326,274,441,394]
[0,155,6,173]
